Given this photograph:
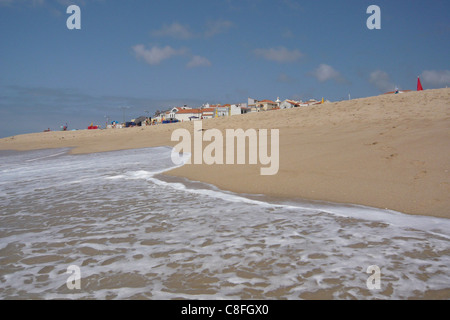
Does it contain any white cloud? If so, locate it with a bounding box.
[132,44,211,68]
[132,44,185,65]
[420,70,450,87]
[312,64,347,84]
[151,20,234,40]
[368,70,395,92]
[254,46,303,63]
[204,19,234,37]
[187,55,212,68]
[151,22,194,40]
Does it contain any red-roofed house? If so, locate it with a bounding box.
[173,108,202,121]
[280,99,301,109]
[258,99,278,111]
[300,99,322,107]
[201,108,216,119]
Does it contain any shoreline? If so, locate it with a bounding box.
[1,88,449,219]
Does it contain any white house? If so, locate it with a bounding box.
[300,99,324,107]
[167,108,179,120]
[258,99,278,111]
[229,104,241,116]
[164,111,172,121]
[280,99,301,109]
[201,108,216,119]
[174,108,202,121]
[216,106,229,117]
[248,98,260,112]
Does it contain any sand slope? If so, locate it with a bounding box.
[1,88,449,218]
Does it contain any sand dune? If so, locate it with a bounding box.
[1,88,449,218]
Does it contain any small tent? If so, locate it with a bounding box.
[134,116,148,126]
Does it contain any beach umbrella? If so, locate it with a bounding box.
[417,76,424,91]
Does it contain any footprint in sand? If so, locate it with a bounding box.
[414,170,427,180]
[410,160,427,180]
[363,141,379,146]
[385,153,398,160]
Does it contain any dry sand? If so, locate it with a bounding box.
[1,88,449,218]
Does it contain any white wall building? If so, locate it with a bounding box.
[230,104,241,116]
[280,100,300,109]
[201,108,215,119]
[174,109,202,121]
[216,106,229,117]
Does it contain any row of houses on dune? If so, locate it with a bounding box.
[152,97,328,123]
[250,97,326,111]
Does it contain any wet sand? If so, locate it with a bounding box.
[1,88,449,218]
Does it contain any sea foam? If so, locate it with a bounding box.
[0,147,448,299]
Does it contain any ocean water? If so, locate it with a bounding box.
[0,147,449,300]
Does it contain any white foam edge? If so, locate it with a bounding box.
[155,153,450,239]
[99,149,450,239]
[153,174,450,239]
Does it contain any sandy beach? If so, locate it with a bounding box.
[1,88,449,219]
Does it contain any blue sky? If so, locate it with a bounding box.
[0,0,449,137]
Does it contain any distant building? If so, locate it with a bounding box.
[174,108,202,121]
[248,98,260,112]
[216,106,229,117]
[275,97,281,107]
[240,106,251,114]
[258,99,278,111]
[201,108,216,119]
[230,103,247,115]
[248,98,257,106]
[280,99,301,109]
[300,99,323,107]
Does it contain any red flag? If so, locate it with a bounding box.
[417,77,423,91]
